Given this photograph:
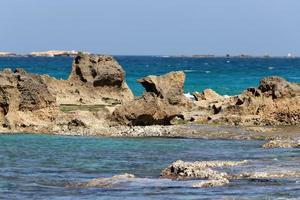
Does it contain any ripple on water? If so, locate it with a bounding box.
[0,134,299,199]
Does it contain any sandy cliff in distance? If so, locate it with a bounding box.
[0,51,17,57]
[29,50,83,57]
[0,53,299,139]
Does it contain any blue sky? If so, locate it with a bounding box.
[0,0,299,56]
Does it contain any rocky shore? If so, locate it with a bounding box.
[0,53,299,145]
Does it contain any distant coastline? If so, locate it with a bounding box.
[0,50,298,58]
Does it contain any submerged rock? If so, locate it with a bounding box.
[192,178,229,188]
[160,160,247,180]
[238,171,300,179]
[66,173,136,188]
[262,138,300,148]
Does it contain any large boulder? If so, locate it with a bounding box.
[138,71,187,105]
[69,53,125,87]
[112,93,184,126]
[112,71,190,126]
[63,53,133,104]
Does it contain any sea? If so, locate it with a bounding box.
[0,56,300,199]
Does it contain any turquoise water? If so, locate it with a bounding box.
[0,57,300,199]
[0,56,299,96]
[0,134,300,199]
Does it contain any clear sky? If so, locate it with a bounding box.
[1,0,299,56]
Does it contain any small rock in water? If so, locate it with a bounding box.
[66,173,135,188]
[262,139,300,148]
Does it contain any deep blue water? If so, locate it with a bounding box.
[0,56,299,96]
[0,134,300,199]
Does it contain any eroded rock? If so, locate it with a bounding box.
[69,53,125,87]
[112,71,191,126]
[193,89,223,102]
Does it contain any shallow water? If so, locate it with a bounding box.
[0,56,300,96]
[0,134,299,199]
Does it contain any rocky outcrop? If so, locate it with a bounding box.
[0,53,133,132]
[0,68,57,128]
[112,71,191,126]
[42,53,133,105]
[189,76,300,126]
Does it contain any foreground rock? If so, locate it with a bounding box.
[161,160,247,188]
[161,159,300,188]
[161,160,247,180]
[112,71,192,125]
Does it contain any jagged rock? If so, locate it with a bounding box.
[138,71,188,105]
[47,53,134,105]
[17,74,56,111]
[0,69,56,112]
[193,89,223,102]
[112,72,190,126]
[258,76,300,99]
[69,53,125,87]
[190,76,300,126]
